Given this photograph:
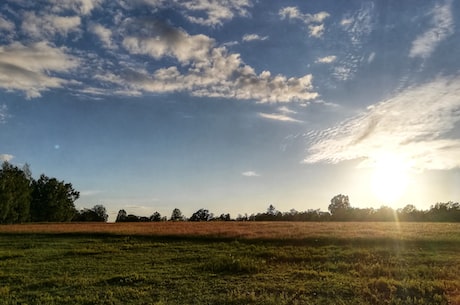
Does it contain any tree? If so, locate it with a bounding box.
[170,208,184,221]
[74,204,108,222]
[30,174,79,222]
[150,211,163,222]
[92,204,108,222]
[189,208,213,221]
[328,194,350,220]
[218,213,231,221]
[0,162,32,223]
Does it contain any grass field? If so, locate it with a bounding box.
[0,222,459,304]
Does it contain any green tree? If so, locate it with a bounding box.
[30,174,79,222]
[0,162,32,224]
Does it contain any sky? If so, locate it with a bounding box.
[1,0,460,221]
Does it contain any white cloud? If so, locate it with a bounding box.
[242,34,268,42]
[279,6,330,38]
[89,23,116,49]
[242,171,260,177]
[316,55,337,64]
[120,23,318,103]
[21,11,81,39]
[308,24,325,38]
[0,154,14,162]
[259,112,303,123]
[182,0,252,26]
[139,0,252,27]
[122,21,214,64]
[304,76,460,171]
[0,42,79,98]
[223,41,239,47]
[409,0,454,59]
[49,0,103,16]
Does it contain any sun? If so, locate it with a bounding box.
[371,152,411,205]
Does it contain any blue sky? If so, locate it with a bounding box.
[1,0,460,220]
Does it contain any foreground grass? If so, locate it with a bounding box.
[0,222,459,304]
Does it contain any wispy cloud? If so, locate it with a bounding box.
[340,2,374,45]
[259,112,303,123]
[79,189,103,196]
[304,76,460,171]
[0,154,14,162]
[279,6,330,38]
[409,0,454,59]
[335,3,375,81]
[139,0,252,27]
[316,55,337,64]
[0,104,9,123]
[242,171,260,177]
[242,34,268,42]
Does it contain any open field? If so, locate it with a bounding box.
[0,222,459,304]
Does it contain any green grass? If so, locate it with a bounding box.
[0,225,459,304]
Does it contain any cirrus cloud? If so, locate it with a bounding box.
[304,76,460,171]
[409,0,454,59]
[279,6,330,38]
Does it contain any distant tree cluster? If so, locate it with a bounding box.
[0,162,107,224]
[115,194,460,223]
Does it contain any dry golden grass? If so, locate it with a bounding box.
[0,221,459,241]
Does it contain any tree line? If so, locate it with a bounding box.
[115,194,460,223]
[0,162,107,224]
[1,161,459,223]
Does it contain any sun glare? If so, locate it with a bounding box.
[371,152,411,205]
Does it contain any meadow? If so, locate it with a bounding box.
[0,222,459,304]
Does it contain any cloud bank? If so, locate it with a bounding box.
[0,0,318,103]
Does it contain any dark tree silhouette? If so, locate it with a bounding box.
[189,208,213,221]
[170,208,184,221]
[0,162,32,224]
[116,209,128,222]
[150,211,163,222]
[74,204,108,222]
[30,174,79,222]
